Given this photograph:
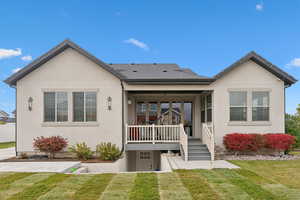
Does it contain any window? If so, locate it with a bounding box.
[136,102,147,124]
[229,91,247,121]
[206,95,212,122]
[149,102,158,124]
[200,96,205,123]
[139,152,151,160]
[44,92,68,122]
[73,92,97,122]
[252,91,269,121]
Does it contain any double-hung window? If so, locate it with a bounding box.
[73,92,97,122]
[252,91,269,121]
[229,91,247,121]
[44,92,68,122]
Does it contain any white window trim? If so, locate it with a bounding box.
[227,88,272,126]
[41,89,99,127]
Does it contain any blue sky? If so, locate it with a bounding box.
[1,0,300,115]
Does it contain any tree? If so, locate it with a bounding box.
[285,111,300,148]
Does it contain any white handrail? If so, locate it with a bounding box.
[202,123,215,166]
[179,124,188,161]
[126,124,180,143]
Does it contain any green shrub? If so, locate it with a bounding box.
[96,142,121,161]
[69,142,93,160]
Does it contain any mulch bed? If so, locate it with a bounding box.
[0,157,114,163]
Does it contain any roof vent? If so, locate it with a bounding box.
[133,70,138,72]
[163,70,167,72]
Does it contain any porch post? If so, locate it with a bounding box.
[125,124,128,144]
[152,124,155,144]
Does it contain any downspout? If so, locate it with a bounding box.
[120,80,125,153]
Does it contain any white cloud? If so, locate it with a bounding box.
[12,68,22,73]
[286,58,300,68]
[256,3,264,11]
[0,48,22,59]
[124,38,149,50]
[21,55,32,61]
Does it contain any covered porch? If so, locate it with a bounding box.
[124,91,215,161]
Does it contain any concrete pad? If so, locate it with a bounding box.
[0,147,15,160]
[0,162,81,173]
[168,156,240,170]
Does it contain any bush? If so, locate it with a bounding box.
[264,134,295,151]
[223,133,263,153]
[224,133,296,154]
[68,142,93,160]
[96,142,121,161]
[33,136,68,159]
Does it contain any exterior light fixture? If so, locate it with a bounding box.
[28,97,33,111]
[107,96,112,110]
[128,99,132,105]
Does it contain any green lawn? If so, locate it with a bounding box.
[0,142,15,149]
[0,160,299,200]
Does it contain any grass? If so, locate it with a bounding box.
[0,160,299,199]
[74,173,114,200]
[129,173,160,200]
[0,142,15,149]
[177,170,221,200]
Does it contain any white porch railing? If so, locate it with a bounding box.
[202,123,215,164]
[179,124,188,161]
[125,124,180,144]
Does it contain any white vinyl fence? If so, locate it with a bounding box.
[0,123,15,142]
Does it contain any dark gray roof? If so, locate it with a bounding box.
[3,40,297,86]
[214,51,297,86]
[109,63,211,80]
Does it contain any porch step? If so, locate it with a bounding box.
[187,139,211,161]
[188,155,211,160]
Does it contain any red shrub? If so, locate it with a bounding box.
[224,133,296,153]
[33,136,68,159]
[264,134,295,151]
[223,133,262,152]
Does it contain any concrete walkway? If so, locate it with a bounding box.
[168,156,240,170]
[0,147,15,160]
[0,162,81,173]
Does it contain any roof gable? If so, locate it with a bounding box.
[214,51,297,86]
[4,39,126,86]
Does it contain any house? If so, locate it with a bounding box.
[4,40,297,171]
[0,110,9,122]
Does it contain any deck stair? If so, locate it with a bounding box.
[188,138,211,160]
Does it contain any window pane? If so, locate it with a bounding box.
[136,102,146,124]
[44,92,55,122]
[207,108,212,122]
[230,91,247,106]
[230,107,247,121]
[184,102,192,136]
[73,92,84,122]
[149,102,157,124]
[252,107,269,121]
[56,92,68,122]
[201,110,205,122]
[207,95,212,108]
[252,92,269,107]
[172,102,181,124]
[86,92,97,122]
[160,102,170,125]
